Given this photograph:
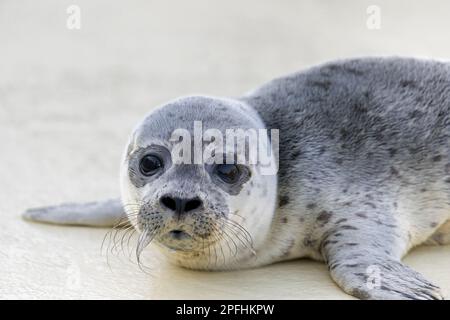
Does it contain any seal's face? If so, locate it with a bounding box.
[120,96,277,270]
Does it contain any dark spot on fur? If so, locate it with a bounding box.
[340,128,349,140]
[280,239,295,257]
[400,80,417,88]
[380,286,392,292]
[374,131,384,141]
[445,177,450,183]
[351,288,370,300]
[345,243,358,246]
[432,155,442,162]
[317,211,333,224]
[326,64,340,71]
[335,158,343,165]
[355,212,367,218]
[345,263,361,267]
[303,238,317,247]
[420,188,427,193]
[306,203,317,210]
[390,167,400,177]
[340,225,358,230]
[364,202,377,209]
[326,64,365,76]
[281,217,288,224]
[343,67,364,76]
[291,150,301,159]
[409,147,421,155]
[319,146,326,155]
[336,218,348,224]
[388,148,397,158]
[352,102,368,114]
[278,195,290,208]
[321,240,338,249]
[430,222,438,228]
[307,79,332,90]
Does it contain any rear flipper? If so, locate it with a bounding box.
[22,198,127,227]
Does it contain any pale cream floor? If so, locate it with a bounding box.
[0,0,449,299]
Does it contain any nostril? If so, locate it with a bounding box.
[161,196,177,211]
[184,198,202,212]
[160,196,202,213]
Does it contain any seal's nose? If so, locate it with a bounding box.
[160,196,203,214]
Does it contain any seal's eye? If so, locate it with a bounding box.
[215,164,240,184]
[139,155,163,176]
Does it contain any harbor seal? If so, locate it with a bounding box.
[23,57,450,300]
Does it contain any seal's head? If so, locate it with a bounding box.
[120,96,277,270]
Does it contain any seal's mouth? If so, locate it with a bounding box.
[157,229,196,251]
[167,229,191,241]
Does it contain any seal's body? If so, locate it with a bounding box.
[24,58,450,299]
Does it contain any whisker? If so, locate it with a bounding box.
[135,226,160,273]
[222,218,255,248]
[119,225,137,257]
[220,218,256,256]
[210,222,238,259]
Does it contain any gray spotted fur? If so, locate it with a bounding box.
[242,57,450,299]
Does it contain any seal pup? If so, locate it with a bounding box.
[24,57,450,300]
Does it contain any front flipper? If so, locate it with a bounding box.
[22,198,127,227]
[321,217,444,300]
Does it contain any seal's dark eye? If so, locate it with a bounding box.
[139,155,163,176]
[215,164,240,184]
